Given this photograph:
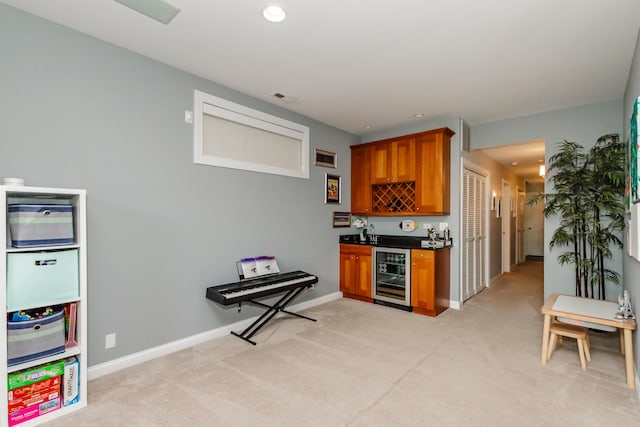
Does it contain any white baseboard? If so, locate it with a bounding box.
[489,273,502,286]
[449,300,461,310]
[88,291,343,380]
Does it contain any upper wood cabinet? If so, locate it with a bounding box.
[350,127,454,216]
[370,137,416,184]
[415,128,453,215]
[351,145,371,215]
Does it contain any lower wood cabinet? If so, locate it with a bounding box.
[411,248,450,316]
[339,244,450,316]
[339,244,372,302]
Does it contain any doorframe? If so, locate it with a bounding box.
[459,158,491,307]
[502,179,511,273]
[516,187,526,264]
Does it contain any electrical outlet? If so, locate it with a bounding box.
[439,222,448,231]
[423,223,431,230]
[184,110,193,124]
[105,333,116,349]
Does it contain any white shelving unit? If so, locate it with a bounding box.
[0,185,87,427]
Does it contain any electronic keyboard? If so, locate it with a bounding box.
[206,270,317,305]
[205,270,318,345]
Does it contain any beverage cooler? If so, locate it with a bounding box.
[373,247,411,309]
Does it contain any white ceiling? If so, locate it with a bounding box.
[3,0,640,179]
[477,139,546,182]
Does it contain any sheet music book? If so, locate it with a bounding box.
[237,256,280,280]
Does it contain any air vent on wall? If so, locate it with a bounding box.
[460,118,471,153]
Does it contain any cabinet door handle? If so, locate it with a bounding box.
[355,256,359,260]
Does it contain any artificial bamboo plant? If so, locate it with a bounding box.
[531,134,625,299]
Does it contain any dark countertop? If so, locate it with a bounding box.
[339,234,452,250]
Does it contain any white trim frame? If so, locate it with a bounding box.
[459,158,491,308]
[193,90,310,179]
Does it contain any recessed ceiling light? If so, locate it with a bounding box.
[263,4,286,22]
[364,125,372,129]
[511,161,518,166]
[414,113,424,118]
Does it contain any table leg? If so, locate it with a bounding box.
[623,328,635,389]
[541,314,551,365]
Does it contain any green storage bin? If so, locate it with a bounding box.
[6,249,79,311]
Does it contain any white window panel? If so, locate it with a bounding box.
[193,90,310,179]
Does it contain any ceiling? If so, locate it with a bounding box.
[477,139,546,183]
[3,0,640,180]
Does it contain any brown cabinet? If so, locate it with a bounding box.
[411,248,450,316]
[350,127,453,216]
[339,244,372,302]
[370,137,416,184]
[415,129,452,215]
[351,145,371,215]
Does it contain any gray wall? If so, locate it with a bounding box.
[472,100,624,301]
[0,5,359,365]
[623,29,640,387]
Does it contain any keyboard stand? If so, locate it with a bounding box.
[230,286,317,345]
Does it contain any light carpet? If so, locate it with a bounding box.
[44,261,640,426]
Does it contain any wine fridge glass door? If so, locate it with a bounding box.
[373,247,411,307]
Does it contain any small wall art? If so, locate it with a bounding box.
[324,173,341,204]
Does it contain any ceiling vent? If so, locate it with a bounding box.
[271,92,298,103]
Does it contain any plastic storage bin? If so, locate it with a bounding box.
[8,204,74,247]
[6,249,79,311]
[7,309,66,366]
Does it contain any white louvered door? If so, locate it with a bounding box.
[462,167,488,301]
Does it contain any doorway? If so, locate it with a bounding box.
[525,184,545,258]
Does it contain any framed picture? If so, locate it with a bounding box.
[314,149,337,168]
[324,173,341,204]
[332,212,351,228]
